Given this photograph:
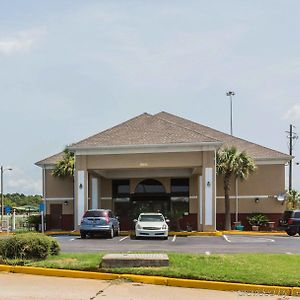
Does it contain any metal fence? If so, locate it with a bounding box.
[0,214,39,232]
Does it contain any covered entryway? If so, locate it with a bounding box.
[131,179,170,216]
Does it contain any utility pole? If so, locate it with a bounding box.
[286,125,298,191]
[226,91,235,135]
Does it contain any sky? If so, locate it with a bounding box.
[0,1,300,195]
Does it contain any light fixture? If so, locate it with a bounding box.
[64,201,69,206]
[207,181,211,187]
[254,198,260,203]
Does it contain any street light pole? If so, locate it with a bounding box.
[226,91,235,136]
[1,166,3,223]
[286,125,298,192]
[1,166,12,225]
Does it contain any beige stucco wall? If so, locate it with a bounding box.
[78,152,203,170]
[45,170,73,198]
[216,164,286,214]
[216,164,285,197]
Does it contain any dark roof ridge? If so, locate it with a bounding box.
[153,114,221,144]
[70,112,152,148]
[156,111,291,159]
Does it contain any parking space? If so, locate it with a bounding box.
[54,233,300,254]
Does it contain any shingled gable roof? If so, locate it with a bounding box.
[68,112,220,148]
[36,111,290,166]
[155,111,291,161]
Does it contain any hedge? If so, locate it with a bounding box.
[0,233,60,260]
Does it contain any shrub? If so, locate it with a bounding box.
[247,213,269,227]
[49,237,60,255]
[27,215,41,231]
[0,233,60,260]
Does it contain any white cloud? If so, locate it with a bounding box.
[0,28,45,55]
[4,167,42,195]
[283,104,300,121]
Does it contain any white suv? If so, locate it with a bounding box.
[134,213,169,239]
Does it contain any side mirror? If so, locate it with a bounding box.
[166,219,170,223]
[133,219,138,223]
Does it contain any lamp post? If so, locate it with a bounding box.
[1,166,12,225]
[226,91,237,224]
[226,91,235,136]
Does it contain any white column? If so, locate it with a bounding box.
[205,167,213,226]
[198,175,202,226]
[91,178,98,209]
[77,170,86,226]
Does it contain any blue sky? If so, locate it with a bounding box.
[0,1,300,194]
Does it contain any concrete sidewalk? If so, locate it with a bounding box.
[0,272,296,300]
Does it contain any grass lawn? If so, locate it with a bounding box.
[3,253,300,287]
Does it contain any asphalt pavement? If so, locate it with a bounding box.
[54,234,300,254]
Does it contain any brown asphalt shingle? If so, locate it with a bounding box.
[155,111,290,160]
[69,113,219,147]
[36,111,290,166]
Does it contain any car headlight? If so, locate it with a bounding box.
[162,224,167,230]
[136,224,142,230]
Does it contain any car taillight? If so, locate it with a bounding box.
[288,218,293,225]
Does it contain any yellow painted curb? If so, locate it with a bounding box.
[292,287,300,297]
[0,264,296,296]
[121,274,168,286]
[44,230,286,237]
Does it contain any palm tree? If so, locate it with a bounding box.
[286,190,300,210]
[52,148,75,178]
[216,146,256,230]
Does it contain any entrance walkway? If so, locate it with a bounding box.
[0,273,295,300]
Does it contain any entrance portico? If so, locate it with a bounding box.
[73,150,217,232]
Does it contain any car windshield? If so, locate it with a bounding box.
[139,215,164,222]
[83,211,108,218]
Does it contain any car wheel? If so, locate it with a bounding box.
[286,230,297,236]
[108,228,114,239]
[115,227,120,237]
[80,232,86,239]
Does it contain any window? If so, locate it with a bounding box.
[135,179,165,194]
[171,178,189,196]
[112,180,130,197]
[113,180,130,218]
[171,178,189,215]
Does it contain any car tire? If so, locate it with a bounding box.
[108,228,114,239]
[286,230,297,236]
[80,232,86,239]
[115,227,120,237]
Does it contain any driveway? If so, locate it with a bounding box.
[54,234,300,254]
[0,272,297,300]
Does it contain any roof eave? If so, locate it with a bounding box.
[68,142,223,155]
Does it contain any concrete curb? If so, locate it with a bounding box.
[44,230,285,237]
[0,264,298,296]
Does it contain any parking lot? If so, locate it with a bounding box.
[54,234,300,254]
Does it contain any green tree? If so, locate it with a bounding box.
[52,148,75,207]
[216,147,256,230]
[286,190,300,210]
[52,148,75,178]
